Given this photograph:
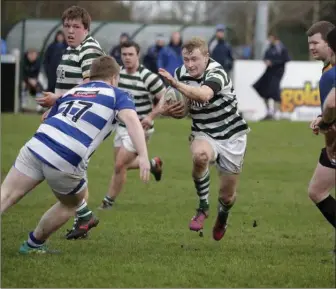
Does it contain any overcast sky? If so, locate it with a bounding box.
[122,1,207,22]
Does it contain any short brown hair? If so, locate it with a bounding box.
[90,56,120,81]
[62,6,91,31]
[327,27,336,53]
[306,21,335,41]
[120,40,140,55]
[182,37,208,55]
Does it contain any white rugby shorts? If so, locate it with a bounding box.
[114,125,154,153]
[14,145,87,195]
[190,132,247,174]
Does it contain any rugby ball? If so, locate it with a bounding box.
[163,86,189,118]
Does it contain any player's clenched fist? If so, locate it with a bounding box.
[310,116,322,135]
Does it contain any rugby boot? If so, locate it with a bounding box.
[98,200,113,210]
[66,215,99,240]
[189,208,209,231]
[19,241,60,254]
[212,211,228,241]
[150,157,163,181]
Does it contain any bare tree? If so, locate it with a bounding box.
[269,0,335,31]
[203,0,335,45]
[268,1,314,31]
[128,1,206,24]
[203,1,257,45]
[2,1,131,36]
[169,1,206,23]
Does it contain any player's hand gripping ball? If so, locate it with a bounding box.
[163,86,189,119]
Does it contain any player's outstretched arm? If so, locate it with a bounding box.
[118,109,151,183]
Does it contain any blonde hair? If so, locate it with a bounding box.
[90,56,120,81]
[182,37,209,55]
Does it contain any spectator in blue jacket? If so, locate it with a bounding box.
[1,38,7,55]
[157,31,183,77]
[43,30,67,92]
[110,33,130,66]
[143,34,165,74]
[211,24,234,74]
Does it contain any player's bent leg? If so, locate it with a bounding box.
[118,128,163,181]
[20,186,98,253]
[65,171,91,239]
[59,187,99,240]
[99,145,137,210]
[212,134,247,241]
[21,199,80,254]
[189,138,216,232]
[213,173,239,241]
[308,161,336,228]
[127,156,163,182]
[45,167,99,241]
[1,166,42,214]
[2,145,45,214]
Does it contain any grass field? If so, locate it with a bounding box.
[1,114,335,288]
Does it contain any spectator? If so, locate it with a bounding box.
[242,43,253,59]
[109,33,130,66]
[211,24,234,74]
[143,34,165,74]
[1,38,7,55]
[253,32,290,120]
[157,31,183,78]
[43,30,67,92]
[22,49,44,111]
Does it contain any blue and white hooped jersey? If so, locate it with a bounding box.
[26,81,135,174]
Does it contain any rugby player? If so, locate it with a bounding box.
[99,40,166,209]
[309,27,336,229]
[36,6,105,239]
[159,37,250,241]
[1,56,151,254]
[306,22,336,228]
[307,21,335,133]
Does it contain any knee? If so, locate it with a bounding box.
[308,182,326,203]
[219,189,236,204]
[193,151,210,169]
[114,161,127,174]
[0,185,10,201]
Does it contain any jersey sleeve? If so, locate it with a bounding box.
[319,69,336,105]
[79,44,105,80]
[115,90,136,111]
[203,68,230,94]
[174,67,181,80]
[144,71,166,96]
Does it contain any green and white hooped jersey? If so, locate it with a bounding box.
[55,35,105,96]
[174,58,250,140]
[118,64,165,126]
